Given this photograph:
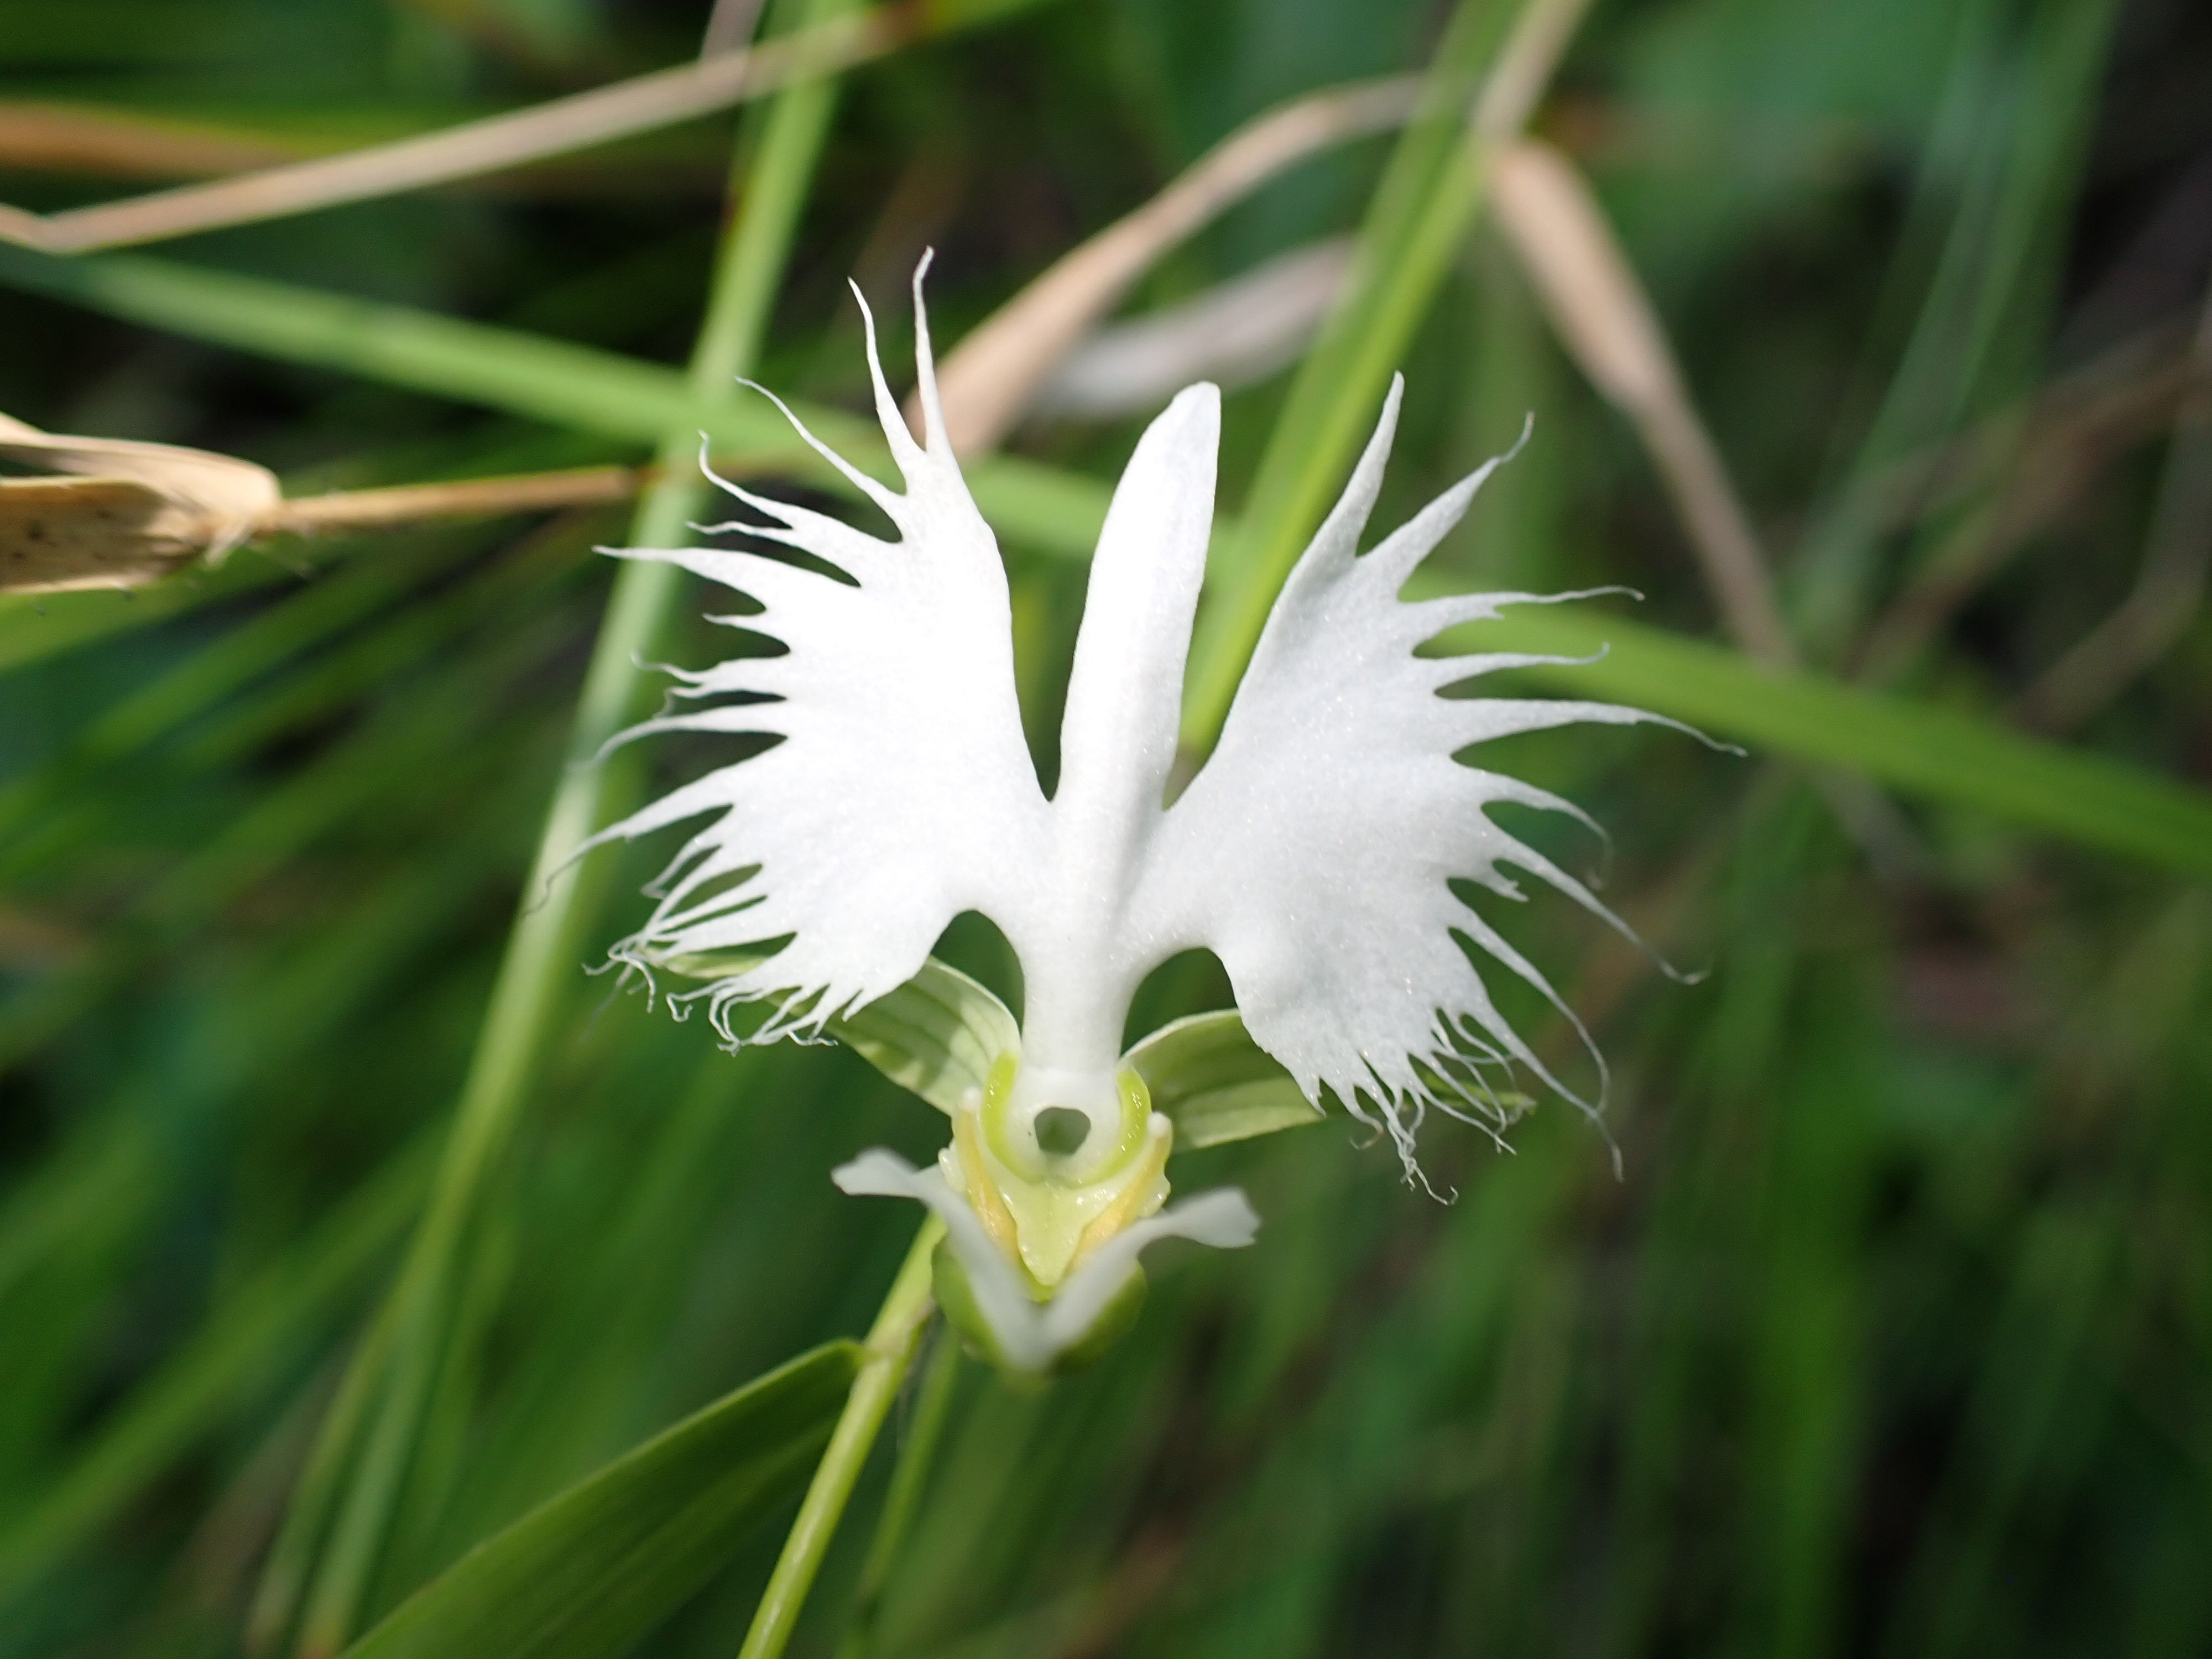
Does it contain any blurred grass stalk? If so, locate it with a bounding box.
[1488,137,1795,666]
[1180,0,1594,752]
[1791,0,2124,666]
[246,1,865,1650]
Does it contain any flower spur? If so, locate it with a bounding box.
[591,265,1689,1374]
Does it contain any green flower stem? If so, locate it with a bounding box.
[833,1319,964,1659]
[272,6,855,1650]
[739,1217,946,1659]
[1180,0,1593,755]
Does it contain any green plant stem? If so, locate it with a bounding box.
[270,9,853,1651]
[739,1218,945,1659]
[833,1323,964,1659]
[1180,0,1592,754]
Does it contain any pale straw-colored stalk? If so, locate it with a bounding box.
[1489,138,1797,667]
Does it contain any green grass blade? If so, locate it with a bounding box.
[1447,602,2212,880]
[0,1140,428,1605]
[283,82,825,1659]
[282,3,875,1646]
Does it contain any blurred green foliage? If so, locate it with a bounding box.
[1,0,2208,1656]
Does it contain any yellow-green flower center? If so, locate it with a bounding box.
[940,1051,1171,1292]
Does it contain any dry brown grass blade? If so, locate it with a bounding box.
[1489,138,1797,667]
[0,6,902,255]
[1472,0,1595,139]
[701,0,773,56]
[0,478,215,594]
[0,103,304,181]
[925,75,1421,456]
[0,442,815,595]
[1485,137,1940,878]
[1030,238,1354,422]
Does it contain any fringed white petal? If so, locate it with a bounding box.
[832,1149,1257,1373]
[585,269,1049,1040]
[1138,377,1682,1177]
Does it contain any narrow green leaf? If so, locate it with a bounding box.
[1123,1010,1322,1151]
[1452,602,2212,881]
[286,8,870,1644]
[5,187,2205,889]
[338,1343,860,1659]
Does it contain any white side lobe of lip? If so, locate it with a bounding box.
[832,1149,1257,1374]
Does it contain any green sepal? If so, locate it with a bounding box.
[1122,1010,1322,1150]
[829,959,1018,1117]
[665,952,1017,1118]
[930,1238,1147,1387]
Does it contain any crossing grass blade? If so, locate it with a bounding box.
[0,244,1112,564]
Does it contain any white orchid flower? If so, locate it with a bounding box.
[592,267,1686,1374]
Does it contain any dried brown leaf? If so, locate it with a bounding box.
[0,6,902,255]
[0,418,279,594]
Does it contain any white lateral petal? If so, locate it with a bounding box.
[586,286,1048,1041]
[1136,378,1683,1174]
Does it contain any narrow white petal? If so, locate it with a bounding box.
[831,1150,1049,1371]
[1020,383,1220,1071]
[1056,383,1219,839]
